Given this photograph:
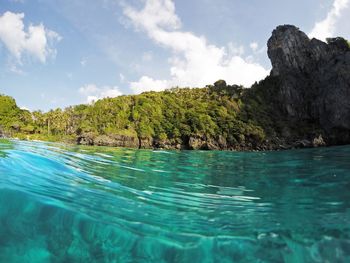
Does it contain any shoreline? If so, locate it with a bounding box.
[1,134,331,152]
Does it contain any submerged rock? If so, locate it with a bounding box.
[310,237,350,263]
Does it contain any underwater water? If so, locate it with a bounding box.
[0,139,349,262]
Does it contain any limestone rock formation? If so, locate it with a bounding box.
[78,133,139,148]
[267,25,350,144]
[94,134,139,148]
[77,132,95,146]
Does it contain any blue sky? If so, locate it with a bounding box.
[0,0,349,111]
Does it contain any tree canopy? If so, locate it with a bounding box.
[0,79,287,150]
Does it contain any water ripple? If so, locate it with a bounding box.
[0,139,350,262]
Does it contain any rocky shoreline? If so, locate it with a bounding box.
[76,131,327,151]
[1,125,328,151]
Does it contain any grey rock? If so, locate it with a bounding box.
[188,135,228,150]
[294,139,312,148]
[312,135,326,147]
[188,136,206,150]
[139,137,153,149]
[153,138,183,150]
[94,134,139,148]
[267,25,350,143]
[217,135,228,149]
[77,132,95,146]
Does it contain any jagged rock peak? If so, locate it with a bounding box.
[267,24,349,76]
[266,24,350,144]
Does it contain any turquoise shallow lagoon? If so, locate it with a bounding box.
[0,139,349,262]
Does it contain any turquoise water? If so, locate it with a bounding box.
[0,139,349,262]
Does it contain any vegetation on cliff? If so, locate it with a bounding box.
[0,79,280,150]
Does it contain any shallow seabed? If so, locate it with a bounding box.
[0,139,349,262]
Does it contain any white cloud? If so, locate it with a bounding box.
[8,62,25,75]
[227,42,245,56]
[130,76,168,94]
[79,84,123,104]
[19,105,30,111]
[123,0,269,94]
[309,0,349,41]
[249,42,259,52]
[0,11,61,63]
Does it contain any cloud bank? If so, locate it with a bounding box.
[0,11,61,63]
[79,84,122,104]
[124,0,269,94]
[309,0,349,41]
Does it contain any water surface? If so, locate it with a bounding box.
[0,139,349,262]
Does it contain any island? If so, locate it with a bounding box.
[1,25,349,151]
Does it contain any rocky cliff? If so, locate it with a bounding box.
[267,25,350,145]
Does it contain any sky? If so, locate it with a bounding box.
[0,0,349,111]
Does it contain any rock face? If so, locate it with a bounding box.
[78,133,139,148]
[77,132,95,146]
[95,134,139,148]
[267,25,350,144]
[188,135,228,150]
[139,137,153,149]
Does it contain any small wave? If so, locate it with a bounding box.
[0,140,350,262]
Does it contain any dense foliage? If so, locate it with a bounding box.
[0,79,285,149]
